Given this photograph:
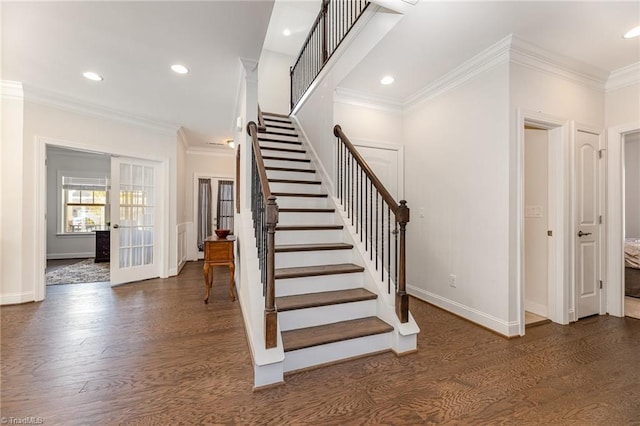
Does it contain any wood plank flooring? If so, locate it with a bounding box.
[2,261,639,425]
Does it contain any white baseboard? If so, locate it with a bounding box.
[47,252,93,260]
[1,291,35,305]
[408,284,519,337]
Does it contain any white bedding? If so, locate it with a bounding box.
[625,238,640,269]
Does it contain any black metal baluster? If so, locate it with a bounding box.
[375,192,378,270]
[359,168,363,241]
[370,181,373,261]
[381,197,384,281]
[387,205,391,293]
[395,218,399,290]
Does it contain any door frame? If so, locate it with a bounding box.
[350,138,405,201]
[516,109,570,335]
[35,135,170,298]
[606,122,640,317]
[191,173,235,260]
[572,123,606,319]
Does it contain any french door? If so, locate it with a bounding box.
[110,157,161,285]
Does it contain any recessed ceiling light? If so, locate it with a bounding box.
[283,28,291,37]
[380,75,395,85]
[83,71,103,81]
[171,64,189,74]
[624,25,640,39]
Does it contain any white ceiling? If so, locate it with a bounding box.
[339,1,640,103]
[2,1,274,147]
[3,0,638,149]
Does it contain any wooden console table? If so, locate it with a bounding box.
[203,235,236,304]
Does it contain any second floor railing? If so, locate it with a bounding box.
[247,121,278,349]
[334,125,410,323]
[290,0,370,110]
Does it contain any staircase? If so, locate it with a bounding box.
[258,111,395,373]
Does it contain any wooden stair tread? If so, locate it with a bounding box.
[265,166,316,174]
[275,242,353,252]
[275,263,363,279]
[269,179,321,185]
[263,156,311,163]
[276,288,377,312]
[278,207,334,213]
[272,192,328,198]
[276,224,342,231]
[261,146,306,154]
[282,317,393,352]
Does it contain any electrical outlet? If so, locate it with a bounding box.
[449,274,456,288]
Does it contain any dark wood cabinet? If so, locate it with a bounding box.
[95,230,110,263]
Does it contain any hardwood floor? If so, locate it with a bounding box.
[2,261,639,425]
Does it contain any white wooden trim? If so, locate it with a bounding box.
[516,109,571,335]
[606,122,640,317]
[606,62,640,92]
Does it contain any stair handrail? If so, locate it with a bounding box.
[290,0,370,111]
[334,124,410,323]
[247,120,278,348]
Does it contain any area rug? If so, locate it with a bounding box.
[46,259,110,285]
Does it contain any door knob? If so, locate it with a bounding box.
[112,224,119,229]
[577,230,592,237]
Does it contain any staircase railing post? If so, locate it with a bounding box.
[396,200,409,323]
[264,195,279,349]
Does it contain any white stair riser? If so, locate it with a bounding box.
[259,141,303,150]
[279,300,376,331]
[278,211,335,226]
[283,332,392,373]
[275,197,329,209]
[275,229,342,245]
[260,149,307,160]
[259,134,299,143]
[269,182,323,194]
[264,159,313,170]
[275,249,352,268]
[276,272,363,297]
[266,170,317,181]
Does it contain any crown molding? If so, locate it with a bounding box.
[509,34,608,91]
[23,85,180,136]
[334,87,403,114]
[606,62,640,92]
[177,127,190,150]
[405,35,512,111]
[186,146,235,157]
[1,80,24,100]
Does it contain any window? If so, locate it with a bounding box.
[62,176,109,233]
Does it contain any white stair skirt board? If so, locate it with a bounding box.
[276,273,364,297]
[279,300,377,331]
[283,331,392,373]
[274,197,329,210]
[275,249,353,269]
[277,211,336,226]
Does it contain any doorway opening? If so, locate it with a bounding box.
[623,131,640,319]
[523,126,552,328]
[194,175,235,259]
[45,145,111,286]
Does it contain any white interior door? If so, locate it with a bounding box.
[110,157,160,285]
[575,130,601,318]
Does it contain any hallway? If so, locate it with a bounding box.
[1,261,639,424]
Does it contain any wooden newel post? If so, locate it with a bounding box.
[265,195,279,349]
[396,200,410,323]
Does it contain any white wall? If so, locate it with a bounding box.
[1,81,27,304]
[46,147,110,259]
[258,49,294,115]
[606,83,640,127]
[333,100,402,143]
[524,128,549,316]
[403,62,512,331]
[16,100,179,302]
[625,133,640,238]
